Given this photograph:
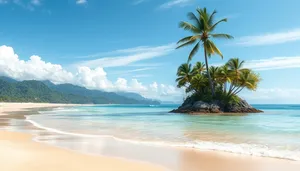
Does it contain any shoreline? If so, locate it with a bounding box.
[0,103,167,171]
[1,103,300,171]
[0,131,166,171]
[26,114,300,161]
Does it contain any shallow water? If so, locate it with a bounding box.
[25,104,300,161]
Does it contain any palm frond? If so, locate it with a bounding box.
[210,33,233,39]
[176,39,197,49]
[208,40,223,58]
[177,36,193,44]
[209,18,227,32]
[179,21,200,33]
[188,42,200,62]
[197,8,210,31]
[187,12,201,28]
[203,41,214,57]
[208,10,217,26]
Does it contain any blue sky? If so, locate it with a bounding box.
[1,0,300,103]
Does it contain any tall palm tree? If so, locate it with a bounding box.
[176,63,193,88]
[176,7,233,96]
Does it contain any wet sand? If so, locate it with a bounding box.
[0,103,166,171]
[1,103,300,171]
[0,131,166,171]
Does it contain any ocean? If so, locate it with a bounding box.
[25,104,300,161]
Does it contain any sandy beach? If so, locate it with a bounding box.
[1,103,300,171]
[0,103,165,171]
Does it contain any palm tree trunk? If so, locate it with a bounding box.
[234,87,244,95]
[204,48,215,97]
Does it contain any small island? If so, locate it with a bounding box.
[171,7,262,114]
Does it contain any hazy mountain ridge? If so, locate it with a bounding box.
[0,76,160,104]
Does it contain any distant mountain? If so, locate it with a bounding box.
[0,76,18,83]
[0,79,71,103]
[0,76,160,104]
[44,82,158,104]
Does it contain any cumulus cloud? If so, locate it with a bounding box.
[0,46,74,84]
[0,45,182,101]
[235,29,300,46]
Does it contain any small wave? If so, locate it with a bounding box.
[173,142,300,161]
[149,105,158,107]
[26,115,300,161]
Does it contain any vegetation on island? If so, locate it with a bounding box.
[174,7,261,113]
[176,59,260,105]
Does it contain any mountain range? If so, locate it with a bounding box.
[0,76,160,105]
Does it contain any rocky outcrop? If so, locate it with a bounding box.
[170,99,262,114]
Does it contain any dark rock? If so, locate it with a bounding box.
[192,101,210,110]
[210,103,221,113]
[170,98,262,114]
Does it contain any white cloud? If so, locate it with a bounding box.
[245,57,300,71]
[0,45,182,101]
[213,56,300,71]
[74,66,113,90]
[235,29,300,46]
[241,88,300,104]
[31,0,40,5]
[159,0,193,9]
[75,43,175,68]
[132,74,153,78]
[0,46,74,84]
[110,67,156,75]
[0,0,8,4]
[0,0,86,7]
[76,0,87,5]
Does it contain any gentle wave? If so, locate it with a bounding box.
[26,115,300,161]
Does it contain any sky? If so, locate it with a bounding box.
[1,0,300,104]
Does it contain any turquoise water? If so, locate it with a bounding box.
[26,104,300,161]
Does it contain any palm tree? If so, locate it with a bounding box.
[176,63,193,88]
[226,58,249,95]
[231,70,260,95]
[187,74,208,93]
[176,7,233,97]
[192,62,206,75]
[226,58,249,77]
[217,65,232,93]
[208,66,219,91]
